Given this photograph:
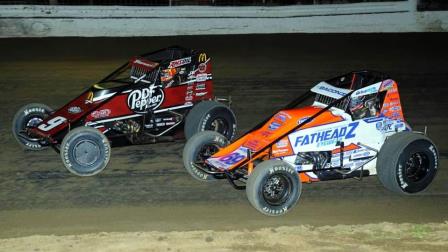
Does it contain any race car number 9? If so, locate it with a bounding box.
[219,152,245,165]
[38,116,67,131]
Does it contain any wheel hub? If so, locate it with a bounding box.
[263,174,290,206]
[26,117,43,127]
[210,118,228,136]
[196,144,219,164]
[73,140,100,166]
[405,152,429,182]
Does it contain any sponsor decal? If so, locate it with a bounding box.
[376,119,400,133]
[391,112,401,118]
[207,147,247,169]
[383,101,399,107]
[24,107,45,116]
[398,164,408,189]
[275,113,288,122]
[381,79,394,90]
[168,57,191,68]
[127,85,164,113]
[91,109,111,119]
[375,122,383,131]
[294,122,359,148]
[298,116,311,125]
[68,106,82,114]
[196,73,208,82]
[198,63,207,73]
[268,121,282,131]
[389,97,399,102]
[218,152,246,165]
[198,53,208,63]
[350,150,374,160]
[272,148,290,155]
[318,85,349,97]
[429,145,438,169]
[244,139,260,150]
[268,165,294,175]
[364,117,383,123]
[195,83,206,90]
[195,92,208,97]
[354,86,377,96]
[260,130,273,137]
[133,58,158,68]
[276,139,289,148]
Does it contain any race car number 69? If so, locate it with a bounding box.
[38,116,67,131]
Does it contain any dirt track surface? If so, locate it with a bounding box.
[0,34,447,248]
[1,222,448,252]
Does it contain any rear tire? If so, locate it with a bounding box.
[60,126,111,176]
[183,130,229,182]
[12,103,53,150]
[377,132,438,194]
[246,160,301,216]
[184,101,236,140]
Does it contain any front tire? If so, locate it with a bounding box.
[60,126,111,176]
[183,130,229,182]
[12,103,53,150]
[377,132,438,194]
[246,160,301,216]
[184,101,237,141]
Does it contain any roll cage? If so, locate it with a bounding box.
[98,46,200,86]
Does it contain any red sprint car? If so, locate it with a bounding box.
[12,46,236,176]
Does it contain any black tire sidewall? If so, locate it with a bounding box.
[184,101,237,141]
[61,128,110,176]
[395,139,438,193]
[198,106,236,140]
[183,131,228,181]
[247,161,301,216]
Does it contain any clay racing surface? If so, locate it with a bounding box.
[0,34,447,250]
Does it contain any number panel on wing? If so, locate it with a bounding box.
[206,147,248,170]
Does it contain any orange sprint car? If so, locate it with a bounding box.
[182,71,439,216]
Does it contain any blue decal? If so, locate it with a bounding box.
[376,122,382,130]
[294,122,359,147]
[275,113,287,122]
[268,121,282,131]
[219,152,245,165]
[354,86,377,96]
[381,79,393,90]
[298,116,311,125]
[364,117,383,123]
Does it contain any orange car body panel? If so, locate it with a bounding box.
[207,105,345,171]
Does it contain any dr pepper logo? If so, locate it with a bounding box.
[127,86,164,113]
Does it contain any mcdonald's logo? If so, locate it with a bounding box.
[198,53,207,63]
